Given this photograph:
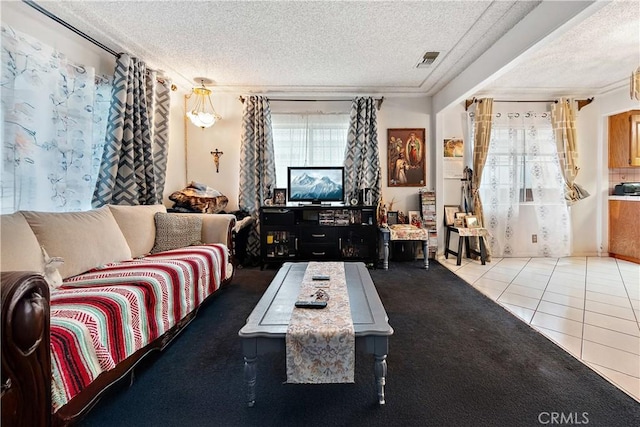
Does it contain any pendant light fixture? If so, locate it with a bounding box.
[186,78,221,128]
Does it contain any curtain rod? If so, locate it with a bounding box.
[465,97,594,111]
[239,96,384,111]
[23,0,176,90]
[24,0,118,57]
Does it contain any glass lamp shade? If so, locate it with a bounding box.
[187,110,218,128]
[186,85,221,128]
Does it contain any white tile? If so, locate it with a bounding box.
[630,298,640,311]
[585,273,624,287]
[626,284,640,300]
[537,300,584,322]
[522,264,556,275]
[474,285,505,300]
[513,269,550,283]
[552,270,586,282]
[535,326,582,358]
[456,271,484,284]
[473,277,510,292]
[585,300,636,321]
[531,311,583,338]
[586,291,635,308]
[544,284,585,299]
[542,291,584,309]
[498,292,540,310]
[584,311,640,337]
[503,284,544,299]
[583,324,640,355]
[582,341,640,378]
[586,283,630,298]
[496,257,530,267]
[556,257,586,266]
[511,276,549,290]
[482,269,518,283]
[526,257,558,267]
[500,303,535,323]
[584,363,640,402]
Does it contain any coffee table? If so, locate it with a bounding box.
[238,262,393,407]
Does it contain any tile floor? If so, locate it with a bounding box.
[438,254,640,403]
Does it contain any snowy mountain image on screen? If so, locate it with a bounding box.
[290,172,342,200]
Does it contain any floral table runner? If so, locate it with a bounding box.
[388,224,430,240]
[286,262,355,383]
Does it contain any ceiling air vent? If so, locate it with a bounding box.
[416,51,440,68]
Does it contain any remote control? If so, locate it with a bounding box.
[312,275,330,281]
[295,300,327,309]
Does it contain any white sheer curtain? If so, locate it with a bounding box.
[1,25,110,213]
[478,111,570,257]
[271,113,349,187]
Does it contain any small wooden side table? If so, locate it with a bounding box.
[444,226,488,266]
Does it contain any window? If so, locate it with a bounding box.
[483,117,559,203]
[271,113,349,187]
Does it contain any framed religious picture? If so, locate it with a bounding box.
[387,128,426,187]
[273,188,287,205]
[408,210,421,227]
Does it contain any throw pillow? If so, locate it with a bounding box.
[151,213,203,254]
[22,206,132,279]
[0,212,44,273]
[109,204,167,257]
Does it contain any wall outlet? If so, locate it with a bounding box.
[532,234,537,243]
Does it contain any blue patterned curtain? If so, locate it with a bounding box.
[344,97,381,203]
[1,25,111,213]
[92,54,170,207]
[238,96,275,258]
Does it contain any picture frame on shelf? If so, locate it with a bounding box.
[387,128,426,187]
[273,188,287,205]
[453,217,464,228]
[465,215,479,228]
[444,205,459,226]
[387,211,399,225]
[408,210,421,227]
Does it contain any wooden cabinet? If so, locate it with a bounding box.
[608,110,640,167]
[609,200,640,263]
[259,205,378,268]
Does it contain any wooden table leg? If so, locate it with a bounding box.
[479,235,487,265]
[444,226,451,259]
[456,236,464,265]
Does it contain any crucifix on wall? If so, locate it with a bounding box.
[211,149,223,173]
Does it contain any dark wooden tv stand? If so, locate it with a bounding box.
[259,205,378,268]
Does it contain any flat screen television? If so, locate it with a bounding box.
[287,166,345,204]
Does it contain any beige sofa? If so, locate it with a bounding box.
[0,204,236,426]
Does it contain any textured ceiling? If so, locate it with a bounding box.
[32,1,640,98]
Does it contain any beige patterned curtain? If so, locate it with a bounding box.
[471,98,493,261]
[551,98,589,204]
[472,98,493,227]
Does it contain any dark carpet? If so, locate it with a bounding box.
[78,261,640,427]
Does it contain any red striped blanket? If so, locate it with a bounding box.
[50,244,229,411]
